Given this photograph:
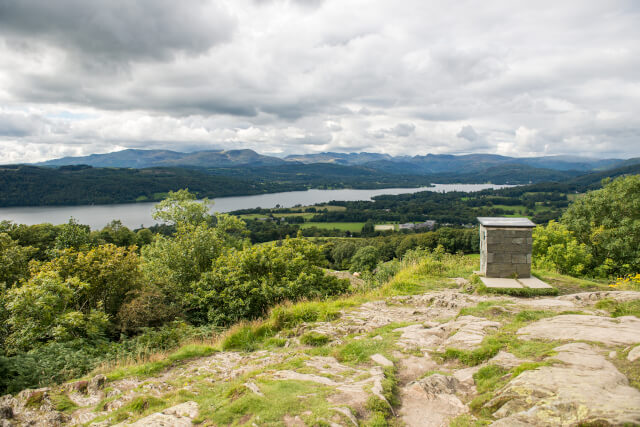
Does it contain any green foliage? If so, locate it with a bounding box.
[190,238,348,326]
[532,220,592,276]
[5,271,110,353]
[350,245,379,272]
[54,218,91,250]
[152,189,212,226]
[0,232,35,286]
[562,175,640,276]
[141,215,248,315]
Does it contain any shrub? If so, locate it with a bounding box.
[190,238,349,326]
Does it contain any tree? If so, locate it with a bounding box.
[561,175,640,276]
[532,221,592,276]
[38,244,143,319]
[5,271,110,353]
[141,215,248,309]
[350,246,379,272]
[54,218,91,250]
[0,233,35,287]
[189,237,348,325]
[152,189,212,226]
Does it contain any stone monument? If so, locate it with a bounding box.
[478,217,535,278]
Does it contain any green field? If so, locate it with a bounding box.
[300,222,365,232]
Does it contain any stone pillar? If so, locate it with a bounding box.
[478,217,535,278]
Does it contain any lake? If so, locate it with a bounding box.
[0,184,511,229]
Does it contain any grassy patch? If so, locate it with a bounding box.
[334,323,406,365]
[221,322,276,352]
[300,332,330,346]
[437,311,559,366]
[194,379,336,425]
[25,390,45,408]
[50,392,79,413]
[611,347,640,391]
[595,298,640,318]
[364,366,399,426]
[457,300,513,319]
[301,222,365,232]
[105,344,217,381]
[531,269,609,295]
[476,282,558,297]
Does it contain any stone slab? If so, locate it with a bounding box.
[480,277,523,288]
[518,277,553,289]
[478,217,535,227]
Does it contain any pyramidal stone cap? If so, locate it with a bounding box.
[477,217,536,228]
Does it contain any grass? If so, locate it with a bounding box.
[300,222,365,232]
[50,392,79,413]
[300,332,331,346]
[475,281,559,297]
[103,343,217,381]
[531,269,609,295]
[437,310,560,366]
[595,298,640,318]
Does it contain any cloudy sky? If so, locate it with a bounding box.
[0,0,639,163]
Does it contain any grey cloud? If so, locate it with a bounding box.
[457,125,481,142]
[0,0,236,62]
[0,0,639,162]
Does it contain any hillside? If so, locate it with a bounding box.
[3,255,639,426]
[34,148,630,174]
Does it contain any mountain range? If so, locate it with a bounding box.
[35,149,636,174]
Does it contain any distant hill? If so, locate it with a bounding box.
[37,149,287,168]
[35,149,629,173]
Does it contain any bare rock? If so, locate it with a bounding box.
[399,374,468,427]
[488,351,527,369]
[517,314,640,346]
[370,354,394,367]
[489,343,640,426]
[628,345,640,362]
[518,298,576,310]
[396,316,500,351]
[126,401,198,426]
[559,291,640,306]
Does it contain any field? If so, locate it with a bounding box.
[300,222,365,232]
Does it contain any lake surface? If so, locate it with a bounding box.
[0,184,511,229]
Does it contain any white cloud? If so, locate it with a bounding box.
[0,0,639,163]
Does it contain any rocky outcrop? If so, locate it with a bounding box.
[489,343,640,426]
[517,314,640,346]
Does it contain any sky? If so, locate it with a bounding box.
[0,0,639,163]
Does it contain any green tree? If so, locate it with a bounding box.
[5,271,110,353]
[38,244,142,319]
[561,175,640,276]
[0,233,35,287]
[141,215,248,307]
[54,218,91,250]
[532,221,592,276]
[189,237,348,325]
[350,245,379,272]
[152,189,212,226]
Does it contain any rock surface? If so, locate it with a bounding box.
[489,343,640,426]
[517,314,640,345]
[2,287,640,426]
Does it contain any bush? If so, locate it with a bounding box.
[532,221,592,276]
[190,237,349,326]
[350,246,379,272]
